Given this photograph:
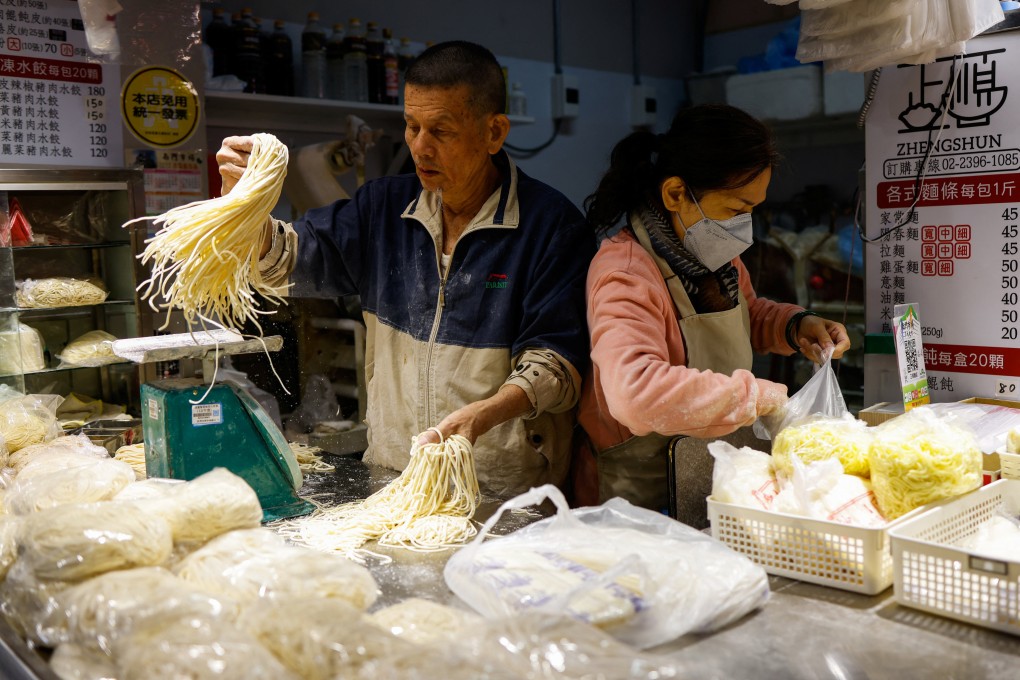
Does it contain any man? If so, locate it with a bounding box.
[217,41,594,497]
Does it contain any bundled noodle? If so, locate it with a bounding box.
[16,277,108,308]
[174,528,378,609]
[237,597,413,680]
[0,395,61,454]
[113,612,300,680]
[0,560,73,644]
[135,468,263,544]
[20,501,173,581]
[290,442,335,473]
[48,643,119,680]
[4,458,135,515]
[113,443,146,479]
[56,567,232,654]
[131,133,289,333]
[277,435,478,558]
[8,434,109,476]
[368,598,481,645]
[114,478,183,502]
[869,406,982,519]
[58,330,119,367]
[0,514,18,579]
[772,414,874,479]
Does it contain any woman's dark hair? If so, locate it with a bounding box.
[405,40,506,117]
[584,104,780,234]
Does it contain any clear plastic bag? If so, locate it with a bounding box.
[444,485,770,649]
[57,330,120,368]
[0,514,19,580]
[708,441,778,511]
[237,597,414,680]
[48,643,118,680]
[771,414,873,479]
[4,457,134,515]
[755,346,846,441]
[773,456,886,527]
[0,559,73,644]
[19,501,173,582]
[8,434,110,476]
[0,322,46,375]
[367,597,481,645]
[0,393,64,454]
[173,528,379,609]
[15,277,108,309]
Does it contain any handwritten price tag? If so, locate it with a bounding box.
[992,377,1020,399]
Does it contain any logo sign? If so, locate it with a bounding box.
[121,66,199,148]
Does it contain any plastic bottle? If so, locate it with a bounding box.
[382,28,399,105]
[253,16,270,93]
[233,8,263,93]
[203,7,233,77]
[508,82,528,116]
[365,21,384,104]
[326,23,346,100]
[265,19,294,96]
[300,12,327,99]
[342,17,368,103]
[397,37,416,105]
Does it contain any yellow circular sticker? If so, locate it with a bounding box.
[121,67,200,148]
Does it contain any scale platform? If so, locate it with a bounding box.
[115,329,314,523]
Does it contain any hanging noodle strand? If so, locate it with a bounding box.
[275,435,479,560]
[126,133,289,334]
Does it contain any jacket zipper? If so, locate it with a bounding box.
[422,247,450,427]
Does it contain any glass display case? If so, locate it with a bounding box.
[0,168,147,414]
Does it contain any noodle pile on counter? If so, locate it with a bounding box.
[129,133,289,333]
[277,434,479,558]
[289,442,335,473]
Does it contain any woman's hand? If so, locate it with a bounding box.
[796,315,851,364]
[215,136,254,196]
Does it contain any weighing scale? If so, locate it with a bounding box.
[113,329,314,522]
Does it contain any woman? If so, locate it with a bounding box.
[574,104,850,511]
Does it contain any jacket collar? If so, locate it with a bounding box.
[401,150,520,240]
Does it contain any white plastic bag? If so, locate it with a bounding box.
[708,441,778,511]
[444,485,769,649]
[755,346,846,441]
[773,456,886,527]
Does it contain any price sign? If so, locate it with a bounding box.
[866,32,1020,402]
[0,1,122,166]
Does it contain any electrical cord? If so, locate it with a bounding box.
[504,118,563,158]
[856,54,961,244]
[857,68,882,129]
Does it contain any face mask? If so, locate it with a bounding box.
[677,192,753,272]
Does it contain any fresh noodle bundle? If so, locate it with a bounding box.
[0,560,73,644]
[368,597,482,646]
[276,434,479,558]
[132,133,289,332]
[0,323,46,374]
[174,528,378,609]
[772,414,874,479]
[58,330,119,367]
[20,501,173,581]
[113,611,300,680]
[16,277,108,308]
[869,406,982,519]
[114,443,147,479]
[0,396,61,455]
[49,643,119,680]
[0,515,19,579]
[8,434,110,476]
[56,567,233,655]
[115,478,184,502]
[236,597,413,680]
[4,457,135,515]
[135,468,263,544]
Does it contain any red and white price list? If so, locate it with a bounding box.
[866,32,1020,401]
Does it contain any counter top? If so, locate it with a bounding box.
[3,455,1020,679]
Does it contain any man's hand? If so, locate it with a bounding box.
[796,315,851,364]
[215,135,254,196]
[416,384,532,448]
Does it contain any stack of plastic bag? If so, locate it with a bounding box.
[766,0,1004,71]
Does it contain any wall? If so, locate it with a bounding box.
[202,2,694,212]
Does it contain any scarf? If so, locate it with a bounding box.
[637,201,741,313]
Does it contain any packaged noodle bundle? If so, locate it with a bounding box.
[772,414,874,479]
[57,330,120,367]
[16,277,108,308]
[869,406,982,520]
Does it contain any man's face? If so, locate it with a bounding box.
[404,83,499,199]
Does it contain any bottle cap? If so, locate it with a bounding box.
[274,19,285,28]
[308,11,319,20]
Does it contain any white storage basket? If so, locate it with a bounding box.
[708,497,900,595]
[888,479,1020,636]
[1000,451,1020,480]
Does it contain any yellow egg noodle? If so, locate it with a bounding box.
[16,277,108,309]
[0,397,61,455]
[276,434,479,559]
[130,133,289,334]
[58,330,119,367]
[868,407,982,520]
[771,415,874,479]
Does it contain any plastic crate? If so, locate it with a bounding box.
[888,479,1020,636]
[707,497,901,595]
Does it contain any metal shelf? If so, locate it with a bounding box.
[1,300,136,316]
[13,240,130,251]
